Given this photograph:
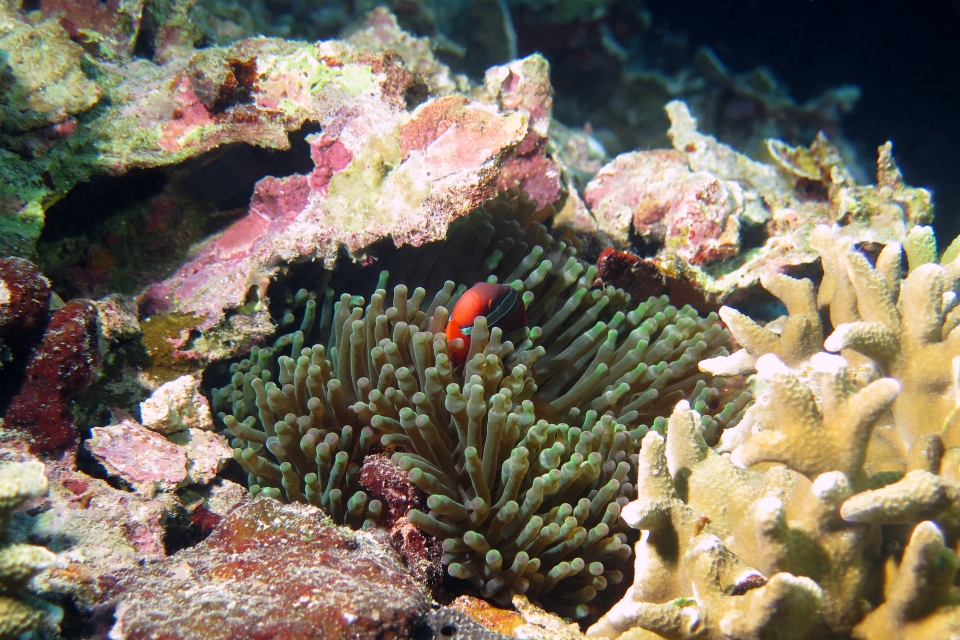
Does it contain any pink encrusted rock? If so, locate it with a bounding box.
[143,88,526,340]
[346,8,457,95]
[359,454,444,587]
[140,375,213,434]
[100,499,428,640]
[483,55,564,209]
[87,414,188,496]
[584,149,742,265]
[40,0,145,60]
[167,429,233,485]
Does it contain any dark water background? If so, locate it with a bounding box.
[520,0,960,245]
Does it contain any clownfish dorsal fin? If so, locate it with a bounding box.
[484,287,519,329]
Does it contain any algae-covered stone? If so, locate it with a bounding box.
[0,6,100,133]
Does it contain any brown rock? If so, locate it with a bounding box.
[359,454,443,588]
[101,498,428,639]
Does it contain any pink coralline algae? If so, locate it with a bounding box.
[483,55,565,209]
[143,80,526,338]
[100,498,429,640]
[581,100,933,308]
[39,0,145,60]
[87,414,188,497]
[4,300,101,454]
[584,149,741,265]
[86,411,231,496]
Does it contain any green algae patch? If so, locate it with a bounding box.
[140,312,203,382]
[0,35,386,258]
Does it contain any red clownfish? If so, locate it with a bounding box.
[446,283,527,367]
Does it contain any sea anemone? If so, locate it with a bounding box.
[213,191,748,615]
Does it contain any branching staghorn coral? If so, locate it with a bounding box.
[705,222,960,467]
[0,461,62,639]
[814,225,960,454]
[587,401,832,639]
[591,351,929,639]
[701,273,823,375]
[852,521,960,640]
[731,353,899,483]
[593,221,960,638]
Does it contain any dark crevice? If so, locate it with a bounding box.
[173,121,320,211]
[37,122,322,299]
[738,218,769,253]
[74,441,136,493]
[729,285,787,326]
[131,20,156,60]
[41,170,168,243]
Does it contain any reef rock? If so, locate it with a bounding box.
[101,498,429,640]
[585,101,932,308]
[0,4,101,134]
[142,67,526,351]
[38,0,146,61]
[3,299,101,453]
[482,54,564,209]
[140,374,213,434]
[87,416,188,496]
[86,411,230,495]
[584,149,741,265]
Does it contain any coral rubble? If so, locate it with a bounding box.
[0,461,61,639]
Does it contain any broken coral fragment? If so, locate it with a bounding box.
[345,7,459,96]
[140,374,213,434]
[87,410,230,496]
[87,414,189,496]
